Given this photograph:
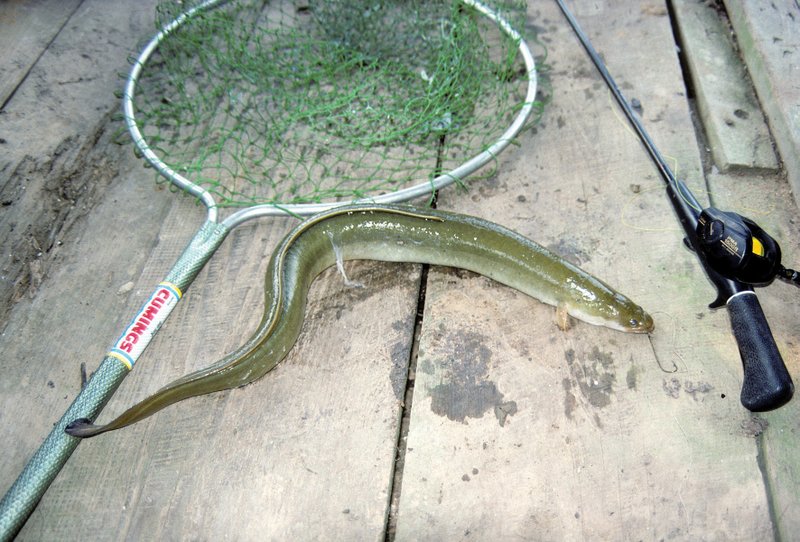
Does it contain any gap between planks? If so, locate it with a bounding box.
[383,263,431,541]
[0,0,84,110]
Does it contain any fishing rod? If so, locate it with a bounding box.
[555,0,795,411]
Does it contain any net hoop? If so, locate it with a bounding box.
[122,0,538,226]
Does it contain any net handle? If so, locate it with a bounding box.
[123,0,538,227]
[0,221,229,539]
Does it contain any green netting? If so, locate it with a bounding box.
[133,0,535,207]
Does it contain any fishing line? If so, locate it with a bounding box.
[619,182,683,233]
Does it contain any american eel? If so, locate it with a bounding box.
[67,205,652,437]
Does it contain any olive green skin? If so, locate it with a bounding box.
[68,204,652,437]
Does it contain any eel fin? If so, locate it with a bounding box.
[555,303,572,331]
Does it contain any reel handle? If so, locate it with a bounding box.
[727,291,794,411]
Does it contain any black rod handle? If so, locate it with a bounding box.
[727,291,794,411]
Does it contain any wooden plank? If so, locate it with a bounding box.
[2,1,421,539]
[10,196,422,539]
[394,0,791,539]
[0,0,83,108]
[0,0,157,328]
[2,0,798,540]
[1,0,163,494]
[672,0,777,172]
[705,169,800,539]
[722,0,800,207]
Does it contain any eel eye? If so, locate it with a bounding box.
[629,318,639,328]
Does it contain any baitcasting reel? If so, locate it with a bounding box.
[696,207,799,288]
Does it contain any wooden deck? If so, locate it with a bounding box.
[1,0,798,540]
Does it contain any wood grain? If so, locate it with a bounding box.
[1,0,798,540]
[394,0,797,539]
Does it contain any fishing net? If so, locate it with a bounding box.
[0,2,543,533]
[131,0,537,208]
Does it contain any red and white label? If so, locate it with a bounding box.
[108,282,182,370]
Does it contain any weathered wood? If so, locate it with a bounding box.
[0,0,83,108]
[722,0,800,207]
[2,0,799,540]
[1,0,164,499]
[16,204,422,540]
[394,0,795,539]
[672,0,777,172]
[2,1,420,539]
[0,0,157,329]
[705,169,800,539]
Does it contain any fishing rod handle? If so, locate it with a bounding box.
[727,291,794,411]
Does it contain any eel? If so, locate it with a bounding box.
[66,204,653,437]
